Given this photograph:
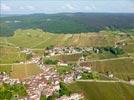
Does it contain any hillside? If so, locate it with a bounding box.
[0,13,134,36]
[69,81,134,100]
[2,29,133,48]
[81,58,134,81]
[0,29,134,100]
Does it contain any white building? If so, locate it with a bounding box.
[57,62,68,66]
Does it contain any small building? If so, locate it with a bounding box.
[108,74,114,78]
[57,61,68,66]
[107,72,114,78]
[79,56,85,62]
[130,80,134,85]
[82,66,92,72]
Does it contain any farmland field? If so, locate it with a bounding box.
[81,58,134,80]
[10,64,42,79]
[68,81,134,100]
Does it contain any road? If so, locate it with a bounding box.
[0,63,29,66]
[85,56,133,62]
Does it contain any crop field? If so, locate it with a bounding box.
[81,58,134,80]
[68,81,134,100]
[0,46,27,64]
[10,63,42,79]
[1,29,132,49]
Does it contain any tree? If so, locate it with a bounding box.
[44,59,58,65]
[59,82,71,96]
[40,95,47,100]
[0,83,27,100]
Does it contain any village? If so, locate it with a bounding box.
[1,45,134,100]
[0,46,93,100]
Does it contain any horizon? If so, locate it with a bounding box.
[1,0,134,14]
[1,12,134,16]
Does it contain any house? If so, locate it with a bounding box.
[79,56,85,62]
[82,66,92,72]
[107,72,114,78]
[130,80,134,85]
[108,74,114,78]
[76,75,82,80]
[57,61,68,66]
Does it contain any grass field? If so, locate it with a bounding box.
[10,64,42,79]
[68,81,134,100]
[0,46,27,64]
[81,58,134,80]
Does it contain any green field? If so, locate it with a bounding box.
[81,58,134,80]
[68,81,134,100]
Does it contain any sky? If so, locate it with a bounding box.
[0,0,134,14]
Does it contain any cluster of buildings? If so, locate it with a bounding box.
[22,68,60,100]
[62,66,92,84]
[0,72,21,85]
[44,46,102,59]
[45,46,82,57]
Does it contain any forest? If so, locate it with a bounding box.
[0,13,134,36]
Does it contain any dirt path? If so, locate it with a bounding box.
[77,80,133,85]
